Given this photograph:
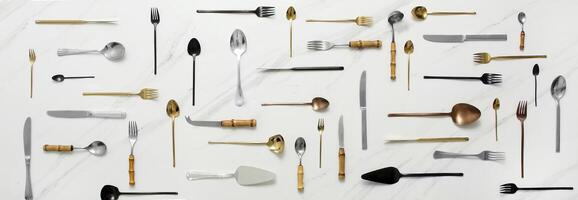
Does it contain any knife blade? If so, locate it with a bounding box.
[338,115,345,179]
[185,116,256,128]
[423,34,507,43]
[360,71,367,150]
[46,110,126,119]
[338,115,344,148]
[23,117,32,200]
[24,117,31,158]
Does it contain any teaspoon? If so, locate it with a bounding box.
[52,74,95,82]
[43,141,107,156]
[551,75,566,152]
[230,29,247,106]
[518,12,526,50]
[57,42,125,61]
[295,137,306,191]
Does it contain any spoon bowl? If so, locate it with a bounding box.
[286,6,296,20]
[388,10,404,26]
[311,97,330,111]
[100,185,121,200]
[267,134,285,153]
[404,40,414,54]
[52,74,65,82]
[101,42,125,61]
[83,141,107,156]
[411,6,429,20]
[295,137,306,161]
[518,12,526,26]
[551,76,566,101]
[450,103,481,125]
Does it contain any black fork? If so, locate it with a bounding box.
[151,8,160,75]
[423,73,502,85]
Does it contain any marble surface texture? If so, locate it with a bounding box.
[2,0,578,199]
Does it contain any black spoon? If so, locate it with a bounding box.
[361,167,463,184]
[187,38,201,106]
[52,74,95,82]
[100,185,177,200]
[533,64,539,106]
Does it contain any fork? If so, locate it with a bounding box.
[307,40,382,51]
[28,49,36,98]
[433,150,505,161]
[196,6,275,18]
[128,121,138,185]
[423,73,502,85]
[306,16,373,26]
[317,118,324,168]
[151,8,160,75]
[473,52,547,64]
[516,101,527,178]
[83,88,158,100]
[500,183,573,194]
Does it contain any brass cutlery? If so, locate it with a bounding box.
[128,121,138,185]
[83,88,158,100]
[473,52,546,64]
[424,73,502,85]
[58,42,125,61]
[317,118,324,168]
[286,7,296,57]
[28,49,35,98]
[493,98,500,141]
[404,40,414,90]
[434,150,505,161]
[262,97,329,111]
[43,141,107,156]
[518,12,526,50]
[295,137,306,191]
[551,76,566,153]
[151,8,160,75]
[307,40,382,51]
[166,100,180,167]
[23,117,32,200]
[185,116,256,128]
[411,6,476,20]
[36,19,117,24]
[388,11,403,80]
[388,103,481,126]
[208,134,285,154]
[385,137,469,143]
[516,101,527,178]
[306,16,373,26]
[196,6,275,18]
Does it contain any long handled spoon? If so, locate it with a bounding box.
[388,103,481,126]
[412,6,476,20]
[100,185,177,200]
[52,74,94,82]
[208,134,285,154]
[166,99,180,167]
[551,76,566,153]
[362,167,463,184]
[404,40,414,90]
[286,7,296,57]
[262,97,329,111]
[187,38,201,106]
[388,11,403,80]
[43,141,107,156]
[58,42,125,61]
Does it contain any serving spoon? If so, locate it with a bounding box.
[388,103,481,126]
[261,97,329,111]
[208,134,285,154]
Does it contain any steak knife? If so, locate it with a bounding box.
[360,71,367,150]
[23,117,32,200]
[338,115,345,179]
[423,34,507,43]
[185,116,256,128]
[46,110,126,119]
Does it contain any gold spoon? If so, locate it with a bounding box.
[493,98,500,141]
[411,6,476,20]
[286,6,296,57]
[404,40,414,91]
[208,134,285,154]
[388,103,481,126]
[166,99,180,167]
[261,97,330,111]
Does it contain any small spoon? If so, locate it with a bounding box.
[230,29,247,106]
[551,75,566,153]
[208,134,285,154]
[51,74,95,82]
[493,98,500,141]
[411,6,476,20]
[43,141,107,156]
[166,99,180,167]
[286,6,296,57]
[57,42,125,61]
[187,38,201,106]
[533,64,539,106]
[404,40,414,91]
[361,166,463,184]
[100,185,177,200]
[388,103,481,126]
[261,97,330,111]
[388,11,403,80]
[518,12,526,50]
[295,137,306,191]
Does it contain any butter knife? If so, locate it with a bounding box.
[338,115,345,179]
[360,71,367,150]
[47,110,126,119]
[23,117,32,200]
[423,34,507,43]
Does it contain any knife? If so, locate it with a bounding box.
[423,34,507,43]
[46,110,126,119]
[360,71,367,150]
[338,115,345,179]
[23,117,32,200]
[185,116,256,128]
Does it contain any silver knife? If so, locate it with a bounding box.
[23,117,32,200]
[360,71,367,150]
[423,34,507,43]
[185,116,256,128]
[338,115,345,179]
[46,110,126,119]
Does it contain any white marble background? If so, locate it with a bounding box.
[2,0,578,199]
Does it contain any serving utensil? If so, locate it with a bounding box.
[359,71,367,150]
[295,137,306,191]
[338,115,345,179]
[518,12,526,50]
[307,40,382,51]
[388,103,481,126]
[151,8,160,75]
[230,29,246,106]
[404,40,414,91]
[100,185,177,200]
[500,183,573,194]
[128,121,138,185]
[52,74,94,82]
[423,73,502,85]
[261,97,329,111]
[83,88,158,100]
[317,118,324,168]
[188,38,201,106]
[473,52,546,64]
[411,6,476,20]
[362,167,463,184]
[186,166,275,186]
[23,118,32,200]
[28,49,35,98]
[166,99,180,167]
[286,7,296,57]
[43,141,107,156]
[36,19,117,24]
[306,16,373,26]
[208,134,285,154]
[185,116,256,128]
[533,64,540,106]
[47,110,125,119]
[493,98,500,141]
[423,34,507,43]
[516,101,527,178]
[434,150,504,161]
[551,76,566,153]
[58,42,125,61]
[196,6,275,18]
[385,137,469,143]
[388,11,403,80]
[257,66,344,71]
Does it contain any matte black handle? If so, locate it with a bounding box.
[424,76,479,80]
[403,173,464,177]
[519,187,574,190]
[292,66,344,71]
[196,10,254,13]
[121,192,178,195]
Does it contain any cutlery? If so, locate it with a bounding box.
[166,99,180,167]
[423,73,502,85]
[295,137,306,191]
[262,97,329,111]
[23,117,32,200]
[58,42,125,61]
[83,88,158,100]
[196,6,275,18]
[52,74,94,82]
[307,40,382,51]
[404,40,414,91]
[388,11,403,80]
[128,121,138,185]
[473,52,546,64]
[516,101,527,178]
[433,150,505,161]
[286,7,296,57]
[317,118,324,168]
[533,64,540,106]
[28,49,35,98]
[306,16,373,26]
[257,66,344,71]
[100,185,177,200]
[493,98,500,141]
[187,38,201,106]
[47,110,126,119]
[151,8,160,75]
[411,6,476,20]
[500,183,573,194]
[185,116,256,128]
[230,29,246,106]
[338,115,345,180]
[518,12,526,50]
[36,19,117,24]
[43,141,107,156]
[208,134,285,154]
[551,76,566,153]
[360,71,367,150]
[362,167,463,184]
[388,103,481,126]
[385,137,469,143]
[186,166,275,186]
[423,34,507,43]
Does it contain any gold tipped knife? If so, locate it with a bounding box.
[185,116,256,128]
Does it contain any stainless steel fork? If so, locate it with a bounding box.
[128,121,138,185]
[434,150,505,161]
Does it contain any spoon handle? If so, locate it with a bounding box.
[261,103,310,106]
[57,49,99,56]
[43,144,73,152]
[208,141,266,145]
[390,41,396,80]
[121,192,178,195]
[556,103,561,152]
[428,11,476,15]
[172,119,176,168]
[65,76,95,79]
[403,172,464,177]
[235,59,245,106]
[388,112,449,117]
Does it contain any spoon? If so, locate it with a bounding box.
[208,134,285,154]
[361,166,463,184]
[230,29,247,107]
[388,11,403,80]
[51,74,95,82]
[261,97,330,111]
[100,185,177,200]
[166,99,180,167]
[404,40,414,91]
[295,137,306,191]
[388,103,481,126]
[187,38,201,106]
[493,98,500,141]
[286,6,296,57]
[57,42,125,61]
[518,12,526,50]
[551,75,566,153]
[533,64,539,106]
[411,6,476,20]
[43,141,107,156]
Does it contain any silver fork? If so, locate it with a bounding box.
[433,150,505,161]
[307,40,348,51]
[151,8,160,75]
[128,121,138,185]
[317,118,324,168]
[516,101,527,178]
[196,6,275,18]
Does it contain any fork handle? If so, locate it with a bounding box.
[521,122,525,178]
[349,40,382,49]
[433,151,476,159]
[83,92,134,96]
[36,19,87,24]
[390,41,396,80]
[129,155,135,185]
[196,10,254,13]
[493,55,547,59]
[424,76,480,80]
[306,19,355,23]
[520,31,525,50]
[519,187,574,190]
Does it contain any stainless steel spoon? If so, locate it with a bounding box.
[295,137,306,191]
[52,74,95,82]
[57,42,125,61]
[230,29,246,107]
[551,75,566,153]
[518,12,526,50]
[43,141,107,156]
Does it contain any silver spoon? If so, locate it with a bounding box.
[551,75,566,153]
[43,141,107,156]
[518,12,526,50]
[57,42,125,61]
[230,29,246,107]
[295,137,306,191]
[52,74,95,82]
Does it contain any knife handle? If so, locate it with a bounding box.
[338,148,345,180]
[520,31,525,50]
[390,41,396,80]
[35,19,86,24]
[129,154,135,185]
[349,40,382,49]
[92,111,126,119]
[297,164,304,191]
[43,144,73,152]
[221,119,256,127]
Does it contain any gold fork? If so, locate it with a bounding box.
[516,101,527,178]
[306,16,373,26]
[28,49,36,98]
[317,118,324,168]
[473,52,547,64]
[83,88,158,100]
